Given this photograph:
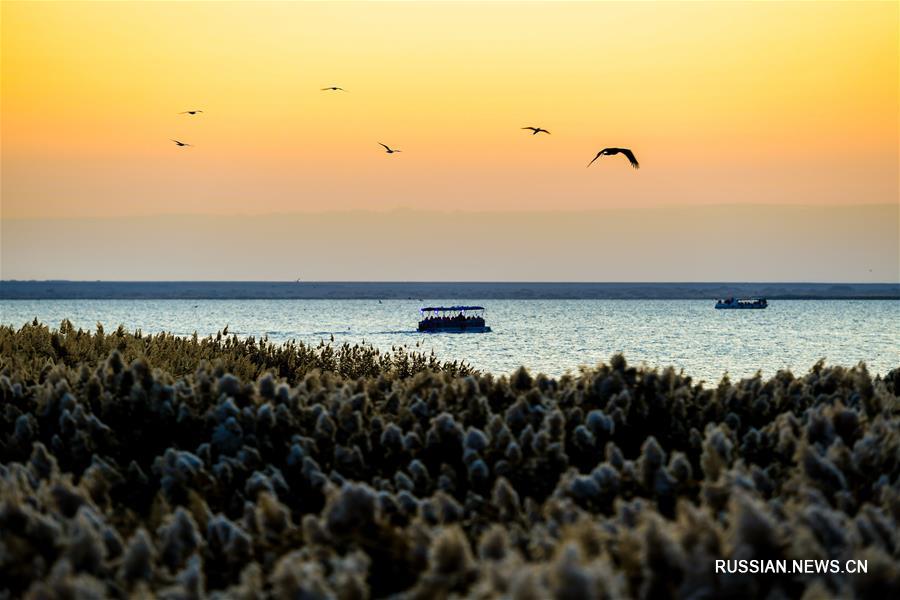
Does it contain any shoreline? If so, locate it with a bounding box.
[2,280,899,300]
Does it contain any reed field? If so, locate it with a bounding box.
[1,321,898,599]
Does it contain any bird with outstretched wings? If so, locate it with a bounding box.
[587,147,639,169]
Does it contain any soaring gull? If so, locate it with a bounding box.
[587,148,639,169]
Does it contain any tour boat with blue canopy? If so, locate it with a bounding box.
[418,306,492,333]
[715,297,768,309]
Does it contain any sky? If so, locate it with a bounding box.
[1,1,898,281]
[3,206,897,281]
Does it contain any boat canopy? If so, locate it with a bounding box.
[420,306,484,312]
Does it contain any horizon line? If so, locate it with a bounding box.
[3,280,900,285]
[2,202,897,222]
[3,281,897,301]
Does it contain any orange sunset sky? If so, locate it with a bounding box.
[1,1,898,281]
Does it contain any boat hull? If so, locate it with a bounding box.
[715,302,767,309]
[417,325,492,333]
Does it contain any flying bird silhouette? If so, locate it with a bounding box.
[522,127,550,135]
[321,86,346,92]
[379,143,401,154]
[587,148,639,169]
[171,139,192,147]
[179,110,203,115]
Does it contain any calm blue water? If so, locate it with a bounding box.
[1,299,897,382]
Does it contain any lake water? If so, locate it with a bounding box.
[1,299,897,382]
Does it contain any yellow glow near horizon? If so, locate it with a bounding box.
[2,1,898,218]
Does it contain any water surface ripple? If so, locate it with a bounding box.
[2,299,897,382]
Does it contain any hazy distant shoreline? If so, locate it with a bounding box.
[1,281,898,300]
